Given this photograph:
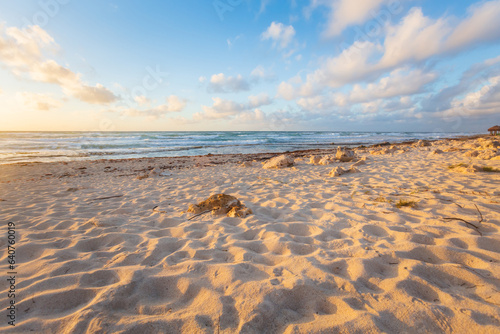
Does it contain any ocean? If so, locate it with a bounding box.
[0,131,477,165]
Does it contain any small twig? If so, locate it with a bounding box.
[474,204,484,223]
[443,218,482,236]
[188,210,211,221]
[152,206,167,214]
[89,195,123,201]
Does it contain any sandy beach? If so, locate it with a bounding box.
[1,135,499,333]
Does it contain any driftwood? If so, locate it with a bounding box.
[188,210,212,221]
[443,217,482,236]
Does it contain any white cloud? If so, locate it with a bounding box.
[379,8,451,67]
[439,76,500,117]
[294,1,500,96]
[382,2,500,67]
[0,24,118,105]
[310,0,389,37]
[348,68,436,103]
[296,68,435,113]
[207,73,250,93]
[248,93,272,108]
[162,95,187,112]
[305,41,384,90]
[261,22,296,49]
[108,95,186,119]
[445,1,500,52]
[194,94,272,120]
[277,81,298,100]
[250,65,266,79]
[134,95,151,105]
[422,55,500,114]
[236,108,266,122]
[16,92,62,111]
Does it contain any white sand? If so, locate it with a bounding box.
[1,137,499,333]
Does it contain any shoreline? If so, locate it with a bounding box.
[0,134,488,170]
[0,133,486,167]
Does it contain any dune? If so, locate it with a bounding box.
[0,136,499,333]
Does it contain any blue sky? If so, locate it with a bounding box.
[0,0,499,131]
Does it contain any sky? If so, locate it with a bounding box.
[0,0,499,132]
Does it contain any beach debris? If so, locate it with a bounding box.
[328,166,359,177]
[187,194,252,218]
[458,164,482,173]
[464,150,480,158]
[240,161,253,167]
[414,140,431,147]
[444,147,462,152]
[152,206,168,214]
[480,140,500,149]
[477,150,499,160]
[262,154,294,169]
[136,174,149,180]
[336,147,356,162]
[395,200,418,209]
[443,205,483,236]
[448,163,490,173]
[309,155,321,165]
[372,147,397,155]
[319,155,335,165]
[329,166,345,177]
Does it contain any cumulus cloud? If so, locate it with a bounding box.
[207,73,250,93]
[347,68,436,103]
[261,22,296,49]
[422,55,500,114]
[0,24,118,104]
[290,1,500,96]
[16,92,62,111]
[162,95,187,112]
[309,0,390,37]
[134,95,151,105]
[296,68,435,114]
[108,95,186,119]
[194,94,272,120]
[445,1,500,52]
[438,76,500,117]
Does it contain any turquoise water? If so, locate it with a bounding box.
[0,131,476,164]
